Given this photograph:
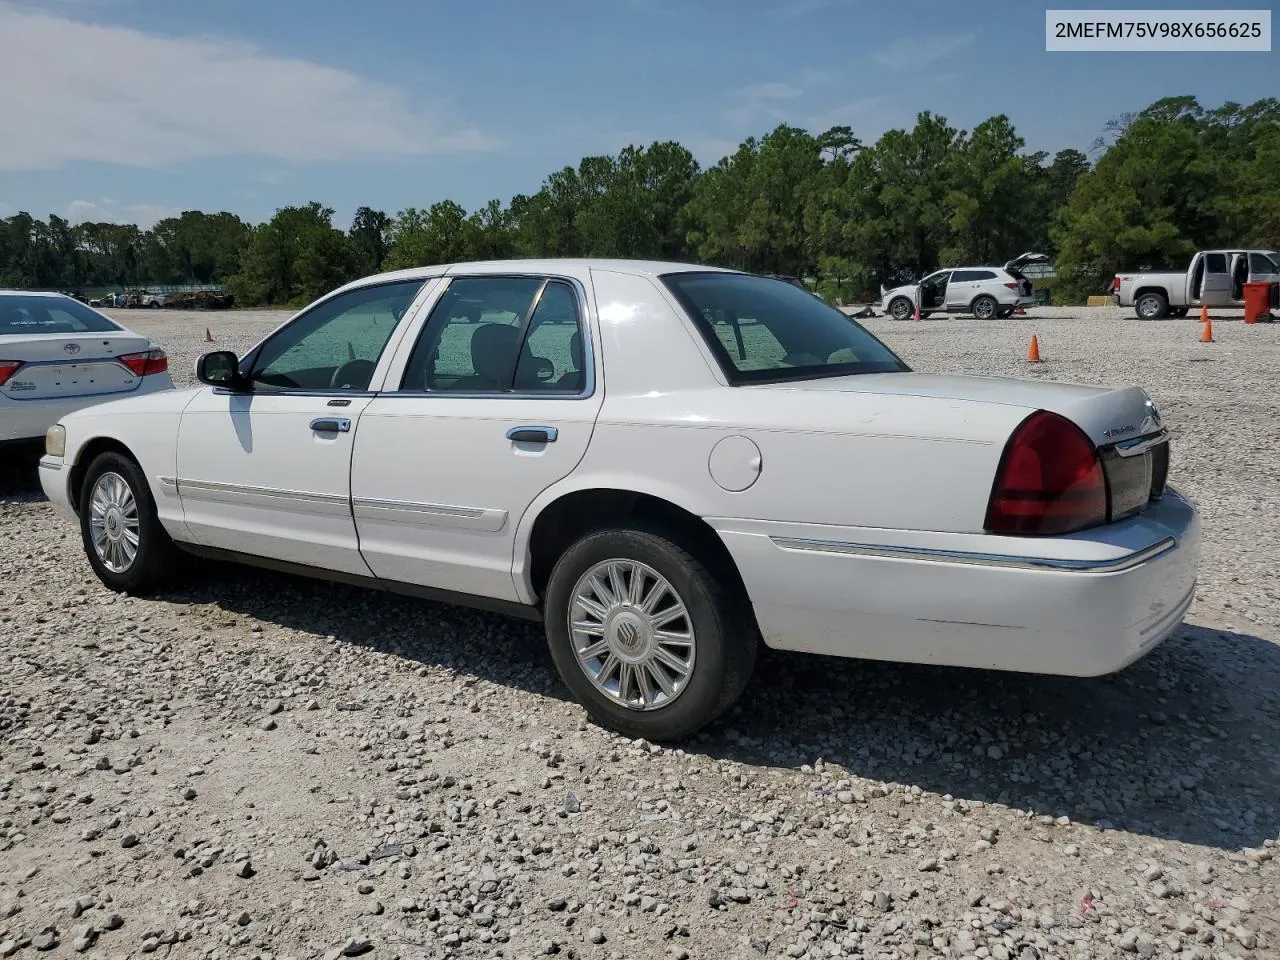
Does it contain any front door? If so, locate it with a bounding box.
[351,274,603,601]
[175,279,428,574]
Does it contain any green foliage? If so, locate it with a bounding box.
[2,96,1275,307]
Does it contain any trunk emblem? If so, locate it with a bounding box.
[63,343,81,355]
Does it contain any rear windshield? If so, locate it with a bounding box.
[0,295,121,335]
[662,272,909,384]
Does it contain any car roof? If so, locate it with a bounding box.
[338,258,741,293]
[0,290,74,298]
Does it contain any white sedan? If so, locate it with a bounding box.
[1,291,173,448]
[39,260,1200,740]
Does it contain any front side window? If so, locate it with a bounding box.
[1205,253,1228,274]
[0,296,122,335]
[1249,252,1278,276]
[663,271,908,384]
[248,280,425,392]
[400,277,587,394]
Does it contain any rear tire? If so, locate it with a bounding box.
[79,451,181,595]
[1135,292,1168,320]
[971,295,998,320]
[543,523,757,741]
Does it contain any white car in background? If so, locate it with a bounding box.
[880,252,1048,321]
[1,291,173,449]
[39,260,1198,741]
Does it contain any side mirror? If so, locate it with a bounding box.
[195,351,245,389]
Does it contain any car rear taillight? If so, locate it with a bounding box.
[117,348,169,377]
[985,410,1106,536]
[1112,277,1121,292]
[0,360,22,387]
[1004,282,1019,290]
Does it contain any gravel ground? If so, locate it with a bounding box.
[1,304,1277,960]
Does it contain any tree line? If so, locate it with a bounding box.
[1,95,1275,306]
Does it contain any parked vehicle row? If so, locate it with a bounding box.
[1113,248,1280,319]
[37,260,1199,741]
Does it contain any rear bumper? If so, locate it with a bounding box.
[0,374,174,442]
[711,488,1200,676]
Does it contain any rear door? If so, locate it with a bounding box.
[0,296,151,403]
[351,272,603,602]
[1199,252,1232,305]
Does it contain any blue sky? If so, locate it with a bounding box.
[1,0,1275,230]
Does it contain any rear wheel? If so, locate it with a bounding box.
[543,523,757,741]
[1135,292,1168,320]
[971,295,998,320]
[79,452,180,594]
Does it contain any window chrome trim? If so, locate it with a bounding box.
[769,535,1177,572]
[391,274,597,401]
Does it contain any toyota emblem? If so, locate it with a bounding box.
[63,343,81,355]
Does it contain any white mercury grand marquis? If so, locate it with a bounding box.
[39,259,1200,740]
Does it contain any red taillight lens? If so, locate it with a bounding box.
[1112,277,1121,291]
[117,348,168,377]
[0,360,22,387]
[1004,282,1019,290]
[985,410,1106,536]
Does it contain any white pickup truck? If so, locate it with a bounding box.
[1113,249,1280,319]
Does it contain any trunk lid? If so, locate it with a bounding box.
[1003,251,1049,271]
[758,372,1169,522]
[0,332,153,401]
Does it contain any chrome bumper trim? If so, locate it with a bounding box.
[770,535,1177,572]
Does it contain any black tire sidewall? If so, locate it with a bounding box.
[543,525,749,741]
[889,298,912,320]
[1137,293,1168,320]
[972,296,997,319]
[78,452,172,594]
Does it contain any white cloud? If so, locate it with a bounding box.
[64,198,181,227]
[0,4,497,172]
[724,82,805,129]
[873,31,978,71]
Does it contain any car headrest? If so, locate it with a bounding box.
[470,323,521,384]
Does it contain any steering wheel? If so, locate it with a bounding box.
[330,358,375,390]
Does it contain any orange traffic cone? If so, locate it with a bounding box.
[1027,335,1043,362]
[913,300,922,322]
[204,327,213,342]
[1199,304,1209,323]
[1200,317,1214,342]
[1014,305,1027,315]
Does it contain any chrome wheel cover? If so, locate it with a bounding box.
[89,472,140,573]
[1137,295,1162,319]
[568,559,696,712]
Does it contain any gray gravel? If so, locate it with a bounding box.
[1,305,1277,960]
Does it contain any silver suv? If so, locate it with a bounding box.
[880,253,1047,320]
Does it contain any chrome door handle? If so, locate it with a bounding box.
[506,425,558,444]
[310,417,351,433]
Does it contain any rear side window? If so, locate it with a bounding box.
[662,271,908,384]
[400,277,588,394]
[1205,253,1228,273]
[0,296,121,335]
[970,270,997,280]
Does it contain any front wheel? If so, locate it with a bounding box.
[888,297,914,321]
[543,524,757,741]
[79,451,181,594]
[971,295,998,320]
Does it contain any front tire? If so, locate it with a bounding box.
[971,295,998,320]
[79,452,180,594]
[543,523,757,741]
[888,297,914,321]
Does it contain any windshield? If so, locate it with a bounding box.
[662,271,909,384]
[0,295,122,336]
